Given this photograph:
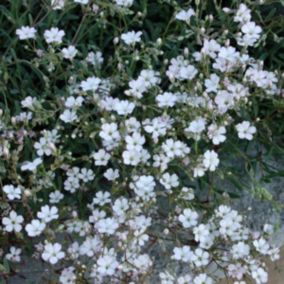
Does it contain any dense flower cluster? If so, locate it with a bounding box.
[0,0,283,283]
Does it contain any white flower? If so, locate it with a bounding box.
[112,197,129,217]
[236,121,256,140]
[176,8,195,22]
[130,175,156,201]
[125,132,145,151]
[269,247,280,261]
[192,248,210,267]
[230,83,248,100]
[92,149,111,166]
[79,168,95,182]
[104,168,119,181]
[215,205,232,217]
[99,122,121,142]
[42,242,65,264]
[177,274,193,284]
[80,76,101,92]
[15,112,33,122]
[3,185,22,200]
[74,0,88,4]
[128,77,148,98]
[114,0,133,7]
[59,267,76,284]
[231,242,250,259]
[44,27,65,44]
[64,96,84,109]
[121,31,142,45]
[180,187,195,201]
[37,205,59,223]
[16,26,37,40]
[129,215,151,232]
[62,45,78,60]
[161,139,190,158]
[239,21,262,46]
[234,3,251,23]
[64,176,80,193]
[193,163,206,178]
[95,217,119,235]
[250,266,268,284]
[25,219,46,237]
[20,157,42,171]
[207,124,226,145]
[193,273,213,284]
[213,46,240,72]
[60,109,78,123]
[263,223,274,234]
[139,69,160,87]
[228,264,247,281]
[156,92,178,108]
[245,68,278,92]
[97,253,119,276]
[218,46,240,62]
[185,117,206,134]
[114,100,135,115]
[92,191,111,206]
[131,254,153,272]
[88,210,106,223]
[203,150,219,171]
[193,224,211,245]
[49,190,64,203]
[79,236,102,257]
[215,90,235,113]
[242,22,262,39]
[178,209,198,228]
[143,115,173,142]
[253,238,270,255]
[219,210,242,237]
[86,51,104,66]
[21,96,37,108]
[2,210,24,233]
[159,173,179,191]
[5,247,22,262]
[160,271,175,284]
[51,0,65,10]
[172,246,193,262]
[179,64,198,80]
[34,137,54,156]
[201,39,221,59]
[205,74,220,93]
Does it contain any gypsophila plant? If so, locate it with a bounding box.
[0,0,284,283]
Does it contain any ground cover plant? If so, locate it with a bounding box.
[1,0,284,283]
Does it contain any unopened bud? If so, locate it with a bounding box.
[24,189,32,197]
[156,38,162,45]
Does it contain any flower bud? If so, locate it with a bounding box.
[113,37,119,45]
[24,189,32,197]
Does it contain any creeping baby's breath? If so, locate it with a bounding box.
[0,1,283,283]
